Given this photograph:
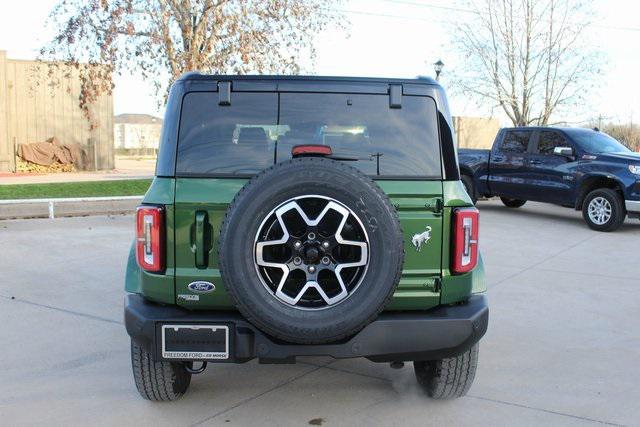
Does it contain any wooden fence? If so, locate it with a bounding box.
[0,51,114,172]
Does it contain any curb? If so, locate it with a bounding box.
[0,196,143,220]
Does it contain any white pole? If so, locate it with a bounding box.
[48,201,55,219]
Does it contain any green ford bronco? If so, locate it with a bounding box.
[124,74,488,401]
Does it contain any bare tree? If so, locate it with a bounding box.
[451,0,599,126]
[41,0,344,127]
[592,121,640,151]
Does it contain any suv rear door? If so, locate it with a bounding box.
[172,83,444,310]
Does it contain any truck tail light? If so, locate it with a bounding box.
[136,206,165,273]
[452,207,479,274]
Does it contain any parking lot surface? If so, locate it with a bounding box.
[1,200,639,426]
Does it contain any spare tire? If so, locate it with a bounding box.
[219,157,404,344]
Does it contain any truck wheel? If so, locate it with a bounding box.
[219,157,404,344]
[131,341,191,401]
[500,197,526,208]
[414,344,478,399]
[582,188,625,232]
[461,175,477,204]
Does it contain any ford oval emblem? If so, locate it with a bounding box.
[187,281,215,293]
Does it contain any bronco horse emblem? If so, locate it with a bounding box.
[411,226,432,252]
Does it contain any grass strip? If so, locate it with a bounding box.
[0,179,152,200]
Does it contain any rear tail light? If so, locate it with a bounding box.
[452,207,479,274]
[136,206,165,273]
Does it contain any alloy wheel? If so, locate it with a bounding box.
[254,195,369,310]
[587,196,612,225]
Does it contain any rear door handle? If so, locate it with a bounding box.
[195,211,208,268]
[529,159,542,165]
[492,156,504,162]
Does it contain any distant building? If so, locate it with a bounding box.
[114,114,162,151]
[453,116,501,149]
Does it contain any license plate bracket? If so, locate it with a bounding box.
[161,324,229,360]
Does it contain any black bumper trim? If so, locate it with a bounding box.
[124,294,489,363]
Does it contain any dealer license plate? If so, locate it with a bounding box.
[161,324,229,360]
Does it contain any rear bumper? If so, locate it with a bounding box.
[124,293,489,363]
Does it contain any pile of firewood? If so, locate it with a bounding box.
[16,158,76,173]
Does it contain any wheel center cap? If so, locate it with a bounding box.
[304,246,320,263]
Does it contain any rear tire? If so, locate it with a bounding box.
[414,344,479,399]
[131,341,191,401]
[582,188,625,232]
[461,175,477,204]
[500,197,526,208]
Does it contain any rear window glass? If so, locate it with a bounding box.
[277,93,441,177]
[177,92,277,175]
[176,91,441,177]
[500,131,531,153]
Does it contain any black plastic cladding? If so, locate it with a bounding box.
[125,293,489,363]
[155,74,459,180]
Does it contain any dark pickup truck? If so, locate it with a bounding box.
[459,127,640,231]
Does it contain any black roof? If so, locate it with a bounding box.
[177,72,440,86]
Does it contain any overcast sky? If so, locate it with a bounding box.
[1,0,639,126]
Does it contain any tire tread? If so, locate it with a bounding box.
[414,344,478,399]
[130,341,191,401]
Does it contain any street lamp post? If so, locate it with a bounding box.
[433,59,444,81]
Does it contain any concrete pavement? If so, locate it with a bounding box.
[0,200,639,426]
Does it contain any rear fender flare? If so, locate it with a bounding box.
[125,242,142,294]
